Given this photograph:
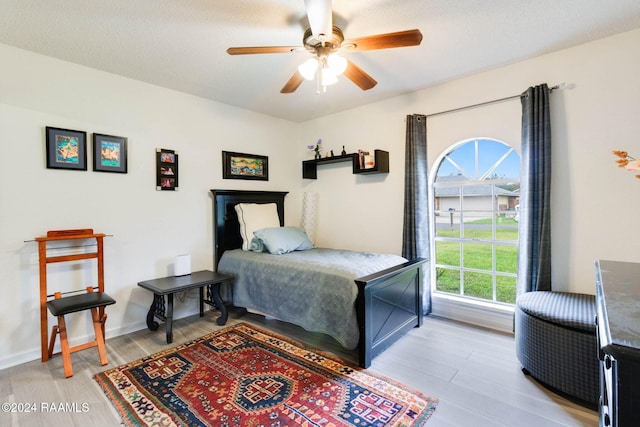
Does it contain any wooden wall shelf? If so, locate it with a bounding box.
[302,149,389,179]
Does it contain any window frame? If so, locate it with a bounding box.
[429,138,520,307]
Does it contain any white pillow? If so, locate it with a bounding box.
[235,203,280,251]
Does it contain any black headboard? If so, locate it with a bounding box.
[211,189,288,268]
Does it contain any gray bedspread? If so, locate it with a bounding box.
[217,248,407,350]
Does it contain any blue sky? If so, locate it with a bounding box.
[436,139,520,180]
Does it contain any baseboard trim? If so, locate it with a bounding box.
[0,319,151,371]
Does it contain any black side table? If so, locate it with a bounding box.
[137,270,233,344]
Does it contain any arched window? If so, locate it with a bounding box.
[431,138,520,305]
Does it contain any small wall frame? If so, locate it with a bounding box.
[45,126,87,171]
[93,133,128,173]
[222,151,268,181]
[156,148,179,191]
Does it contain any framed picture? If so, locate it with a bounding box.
[45,127,87,170]
[156,148,179,191]
[93,133,128,173]
[222,151,268,181]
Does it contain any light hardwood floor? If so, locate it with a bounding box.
[0,309,598,427]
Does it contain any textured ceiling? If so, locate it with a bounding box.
[0,0,639,122]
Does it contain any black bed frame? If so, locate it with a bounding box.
[210,189,426,368]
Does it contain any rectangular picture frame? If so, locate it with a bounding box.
[45,126,87,171]
[222,151,268,181]
[156,148,179,191]
[93,133,128,173]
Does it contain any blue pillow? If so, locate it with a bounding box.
[253,226,314,254]
[249,237,266,253]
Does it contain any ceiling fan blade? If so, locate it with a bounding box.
[344,60,377,91]
[281,71,305,93]
[343,29,423,51]
[227,46,301,55]
[304,0,333,40]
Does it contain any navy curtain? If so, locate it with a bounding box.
[517,84,552,294]
[402,114,431,314]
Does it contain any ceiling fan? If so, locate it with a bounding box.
[226,0,423,94]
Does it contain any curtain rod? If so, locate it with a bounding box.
[424,83,566,119]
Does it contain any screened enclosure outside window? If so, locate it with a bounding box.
[432,138,520,305]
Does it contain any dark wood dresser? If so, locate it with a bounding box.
[595,260,640,427]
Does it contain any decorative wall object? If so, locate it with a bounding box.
[301,191,318,244]
[307,139,322,159]
[156,148,179,190]
[358,149,374,169]
[93,133,128,173]
[222,151,268,181]
[45,126,87,170]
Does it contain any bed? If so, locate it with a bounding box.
[211,189,426,368]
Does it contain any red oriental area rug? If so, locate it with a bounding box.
[94,322,437,427]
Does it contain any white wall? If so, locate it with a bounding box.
[300,28,640,296]
[2,28,639,367]
[0,44,300,368]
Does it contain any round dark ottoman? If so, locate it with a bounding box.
[515,291,598,407]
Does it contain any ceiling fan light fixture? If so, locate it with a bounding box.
[298,57,318,80]
[228,1,423,95]
[327,53,347,75]
[321,67,338,85]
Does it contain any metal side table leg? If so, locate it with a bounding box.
[209,283,228,326]
[146,294,162,331]
[166,293,174,343]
